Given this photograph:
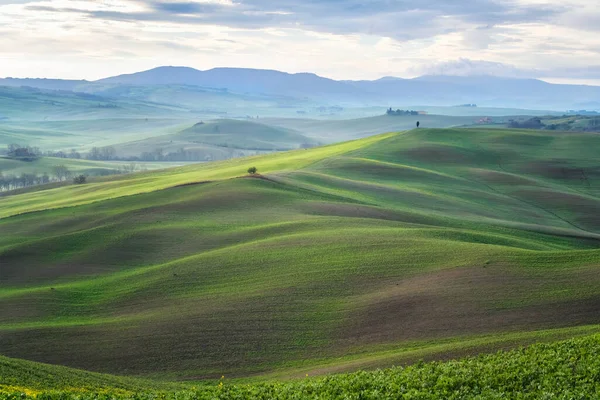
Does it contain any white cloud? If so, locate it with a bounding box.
[0,0,599,82]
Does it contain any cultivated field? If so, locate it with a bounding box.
[1,127,599,382]
[3,334,600,398]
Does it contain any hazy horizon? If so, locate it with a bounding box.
[3,64,600,89]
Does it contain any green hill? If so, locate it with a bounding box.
[1,127,600,380]
[112,119,320,160]
[0,118,196,152]
[0,157,186,178]
[261,114,480,142]
[0,86,190,121]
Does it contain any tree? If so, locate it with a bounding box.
[6,144,39,160]
[73,174,87,184]
[247,166,257,175]
[416,121,420,128]
[69,149,81,159]
[52,165,71,181]
[87,147,102,160]
[153,148,164,161]
[100,146,116,160]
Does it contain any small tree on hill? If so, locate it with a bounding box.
[247,166,257,175]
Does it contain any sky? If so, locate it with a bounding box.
[1,0,600,83]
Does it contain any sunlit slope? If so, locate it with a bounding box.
[1,128,600,379]
[0,132,393,218]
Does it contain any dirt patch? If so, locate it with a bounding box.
[339,265,600,345]
[470,169,538,186]
[521,160,599,184]
[511,188,600,231]
[170,180,212,189]
[238,174,278,183]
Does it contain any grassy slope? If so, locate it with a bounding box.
[0,119,197,151]
[0,86,190,121]
[3,334,600,398]
[1,128,600,380]
[112,119,320,158]
[261,114,479,142]
[0,355,185,395]
[0,157,186,178]
[0,86,200,151]
[81,84,311,116]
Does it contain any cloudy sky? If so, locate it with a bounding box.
[1,0,599,83]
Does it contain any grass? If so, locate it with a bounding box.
[112,119,320,160]
[0,157,187,178]
[262,114,480,143]
[1,127,599,382]
[3,333,600,398]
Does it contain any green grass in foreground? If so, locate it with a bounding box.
[2,334,600,399]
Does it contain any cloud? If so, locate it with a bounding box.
[22,0,566,41]
[411,58,600,83]
[2,0,600,82]
[412,58,539,78]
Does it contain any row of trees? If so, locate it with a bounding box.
[6,145,41,160]
[3,144,118,161]
[0,163,144,192]
[0,173,51,191]
[0,164,71,191]
[386,108,419,116]
[0,171,88,191]
[48,146,117,161]
[508,117,543,129]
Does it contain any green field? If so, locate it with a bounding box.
[1,127,600,383]
[3,333,600,398]
[262,114,480,142]
[0,118,197,151]
[112,119,320,160]
[0,157,187,178]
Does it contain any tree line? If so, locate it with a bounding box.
[0,164,73,192]
[0,163,144,193]
[386,108,419,116]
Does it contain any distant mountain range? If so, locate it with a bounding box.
[2,66,600,110]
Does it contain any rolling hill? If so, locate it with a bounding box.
[0,86,191,121]
[0,157,186,180]
[0,86,200,151]
[262,114,480,142]
[1,127,600,381]
[112,119,320,160]
[96,66,367,102]
[7,67,600,109]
